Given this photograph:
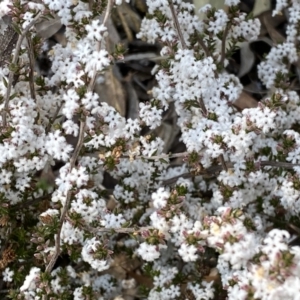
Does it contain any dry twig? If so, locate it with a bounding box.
[2,12,42,126]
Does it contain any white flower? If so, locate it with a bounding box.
[81,238,110,272]
[2,268,14,282]
[62,119,79,136]
[178,244,198,262]
[62,88,80,119]
[187,281,215,300]
[208,10,228,35]
[136,242,161,261]
[81,91,99,110]
[153,267,178,287]
[61,221,84,245]
[46,130,73,161]
[85,50,111,77]
[150,211,170,234]
[101,213,126,228]
[20,267,41,291]
[139,103,163,130]
[85,20,107,41]
[152,187,170,209]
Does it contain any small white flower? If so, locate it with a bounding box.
[81,238,110,272]
[136,242,161,261]
[20,267,41,291]
[178,244,198,262]
[2,268,14,282]
[85,20,107,41]
[152,187,170,209]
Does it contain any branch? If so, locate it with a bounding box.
[168,0,187,49]
[162,160,300,185]
[67,216,151,235]
[2,12,42,126]
[219,154,228,172]
[44,120,86,274]
[26,35,36,102]
[124,151,188,161]
[220,23,230,68]
[260,161,300,169]
[44,0,115,277]
[197,34,210,57]
[198,97,207,115]
[88,0,114,91]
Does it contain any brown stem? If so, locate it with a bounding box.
[44,120,86,275]
[44,0,115,279]
[67,216,151,235]
[260,161,300,169]
[26,35,36,102]
[220,23,230,68]
[219,154,228,172]
[168,0,187,49]
[198,97,208,115]
[88,0,114,91]
[124,151,188,161]
[163,160,300,185]
[2,12,42,126]
[197,34,210,57]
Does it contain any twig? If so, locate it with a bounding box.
[46,102,63,133]
[198,97,208,115]
[26,34,36,102]
[163,172,194,185]
[2,12,42,126]
[88,0,114,91]
[26,33,42,125]
[197,34,210,57]
[44,0,115,281]
[44,120,86,275]
[260,161,300,169]
[220,23,230,68]
[162,160,300,185]
[124,151,188,161]
[168,0,187,49]
[66,216,151,235]
[91,226,150,234]
[219,154,228,172]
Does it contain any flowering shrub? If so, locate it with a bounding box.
[1,0,300,299]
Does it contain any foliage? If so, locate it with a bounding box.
[1,0,300,299]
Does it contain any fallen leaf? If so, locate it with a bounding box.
[35,16,62,39]
[234,91,258,110]
[238,42,255,78]
[94,67,127,117]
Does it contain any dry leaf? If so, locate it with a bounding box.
[252,0,271,16]
[124,81,139,119]
[114,2,141,41]
[94,67,127,117]
[35,16,62,39]
[258,11,286,38]
[261,11,285,44]
[203,267,220,282]
[238,42,255,78]
[234,91,258,110]
[128,270,153,288]
[154,122,179,153]
[106,253,141,279]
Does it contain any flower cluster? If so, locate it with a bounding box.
[2,0,300,299]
